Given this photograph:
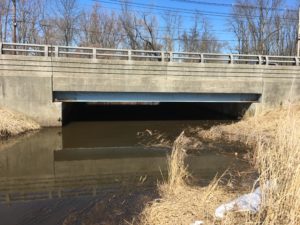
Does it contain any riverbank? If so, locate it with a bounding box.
[0,108,40,139]
[139,103,300,225]
[195,103,300,146]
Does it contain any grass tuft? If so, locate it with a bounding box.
[139,132,233,225]
[0,108,40,139]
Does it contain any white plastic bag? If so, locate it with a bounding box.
[190,220,204,225]
[215,186,262,219]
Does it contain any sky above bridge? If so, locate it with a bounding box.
[77,0,299,52]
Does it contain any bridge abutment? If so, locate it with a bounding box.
[0,71,62,126]
[261,77,300,108]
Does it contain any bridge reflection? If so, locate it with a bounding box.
[0,124,244,204]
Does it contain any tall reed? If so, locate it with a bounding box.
[139,104,300,225]
[253,106,300,224]
[140,133,231,225]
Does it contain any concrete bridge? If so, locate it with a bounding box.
[0,42,299,126]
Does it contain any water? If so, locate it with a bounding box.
[0,120,248,225]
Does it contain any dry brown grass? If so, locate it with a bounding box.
[139,133,235,225]
[252,106,300,225]
[139,103,300,225]
[196,103,300,146]
[0,108,40,139]
[137,129,173,148]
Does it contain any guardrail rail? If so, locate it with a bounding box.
[0,42,299,66]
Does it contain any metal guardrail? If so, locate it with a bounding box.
[0,42,299,66]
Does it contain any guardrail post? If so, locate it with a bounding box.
[200,54,204,63]
[92,48,96,59]
[128,50,132,61]
[44,45,49,57]
[230,54,234,64]
[258,55,262,65]
[169,52,173,62]
[295,57,299,66]
[161,51,165,62]
[54,46,59,57]
[265,56,269,65]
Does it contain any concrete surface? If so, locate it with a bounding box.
[0,55,299,126]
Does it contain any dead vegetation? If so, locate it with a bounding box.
[139,103,300,225]
[194,104,300,146]
[253,107,300,225]
[137,129,173,148]
[0,108,40,139]
[139,133,235,225]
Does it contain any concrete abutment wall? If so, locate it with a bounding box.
[0,74,62,126]
[0,56,62,126]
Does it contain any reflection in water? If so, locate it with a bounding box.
[0,120,247,225]
[62,120,224,148]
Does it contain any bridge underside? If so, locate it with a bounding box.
[53,92,261,103]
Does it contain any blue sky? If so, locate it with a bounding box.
[77,0,299,51]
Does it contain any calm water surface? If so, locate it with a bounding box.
[0,120,247,225]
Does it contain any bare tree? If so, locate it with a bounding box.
[119,1,142,49]
[0,0,11,42]
[79,3,123,48]
[275,9,298,56]
[4,0,297,57]
[79,3,101,47]
[0,0,3,41]
[138,12,162,51]
[80,1,163,51]
[162,12,182,51]
[54,0,80,46]
[40,18,61,45]
[16,0,45,44]
[181,15,223,53]
[231,15,250,54]
[230,0,297,55]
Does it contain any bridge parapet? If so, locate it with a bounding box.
[1,42,300,66]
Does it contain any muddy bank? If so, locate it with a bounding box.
[61,188,159,225]
[0,108,40,140]
[176,103,300,163]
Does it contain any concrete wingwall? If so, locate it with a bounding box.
[262,74,300,107]
[0,55,300,126]
[0,55,62,127]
